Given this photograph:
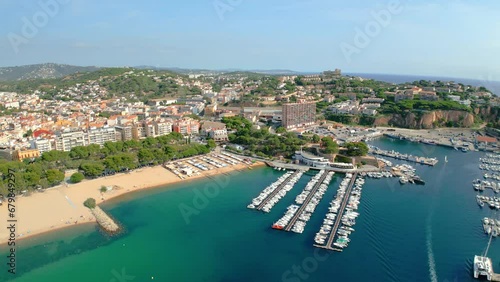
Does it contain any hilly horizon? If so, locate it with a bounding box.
[0,63,499,95]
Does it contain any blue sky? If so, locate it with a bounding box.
[0,0,499,80]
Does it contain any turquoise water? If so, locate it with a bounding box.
[1,138,498,281]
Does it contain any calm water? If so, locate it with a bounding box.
[1,138,498,282]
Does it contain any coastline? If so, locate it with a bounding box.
[0,160,264,245]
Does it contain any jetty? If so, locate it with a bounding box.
[284,171,329,232]
[255,170,302,211]
[369,146,438,166]
[314,173,358,252]
[91,206,120,233]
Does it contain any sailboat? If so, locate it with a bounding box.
[445,156,448,163]
[473,229,494,280]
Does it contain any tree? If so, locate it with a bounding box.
[80,162,105,178]
[137,148,155,164]
[321,137,339,154]
[70,172,85,183]
[312,134,320,143]
[45,169,65,186]
[83,198,96,209]
[276,127,286,134]
[206,139,216,150]
[344,142,369,156]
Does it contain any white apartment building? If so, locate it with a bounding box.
[87,127,117,146]
[55,130,87,151]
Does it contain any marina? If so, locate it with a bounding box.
[254,170,304,212]
[474,179,500,193]
[313,173,361,251]
[368,145,439,166]
[482,218,500,237]
[247,170,300,211]
[272,170,333,233]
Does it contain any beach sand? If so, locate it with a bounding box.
[0,161,263,244]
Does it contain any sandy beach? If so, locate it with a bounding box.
[0,160,263,244]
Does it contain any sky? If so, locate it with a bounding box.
[0,0,499,81]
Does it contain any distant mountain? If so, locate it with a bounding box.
[134,66,306,76]
[0,63,100,81]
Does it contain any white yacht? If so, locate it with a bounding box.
[474,255,492,280]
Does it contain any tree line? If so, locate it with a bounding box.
[0,132,214,196]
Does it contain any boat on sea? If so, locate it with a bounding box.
[445,156,448,163]
[411,176,425,185]
[462,147,469,152]
[474,230,495,280]
[474,255,493,280]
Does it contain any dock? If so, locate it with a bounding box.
[256,170,301,211]
[369,146,438,166]
[314,173,358,251]
[284,172,329,232]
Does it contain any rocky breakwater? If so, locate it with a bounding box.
[83,198,120,234]
[374,110,475,129]
[91,206,120,233]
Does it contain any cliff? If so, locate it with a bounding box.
[474,106,500,128]
[374,110,475,129]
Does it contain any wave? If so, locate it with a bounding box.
[426,223,439,282]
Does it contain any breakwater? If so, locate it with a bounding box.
[91,206,120,233]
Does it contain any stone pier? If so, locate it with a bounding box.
[91,206,120,233]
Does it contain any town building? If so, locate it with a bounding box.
[154,120,173,136]
[54,130,87,151]
[13,149,40,161]
[200,121,229,142]
[115,126,133,141]
[30,138,53,154]
[173,118,200,135]
[282,101,316,129]
[86,127,116,146]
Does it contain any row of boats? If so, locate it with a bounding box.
[363,171,393,178]
[220,152,253,165]
[473,179,500,193]
[201,157,228,169]
[481,158,500,165]
[213,153,240,165]
[476,195,500,209]
[482,217,500,237]
[479,164,500,172]
[314,174,354,246]
[322,176,365,249]
[260,171,303,213]
[271,170,332,232]
[484,173,500,181]
[368,145,439,166]
[248,171,295,210]
[291,171,335,233]
[486,153,500,159]
[186,159,210,171]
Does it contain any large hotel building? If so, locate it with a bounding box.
[282,101,316,129]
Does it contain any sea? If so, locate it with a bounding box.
[1,138,499,282]
[346,73,500,96]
